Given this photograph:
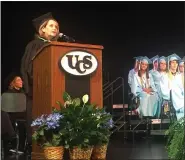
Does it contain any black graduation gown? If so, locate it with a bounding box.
[20,37,49,97]
[20,37,49,144]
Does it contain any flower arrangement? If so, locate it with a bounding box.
[53,92,113,149]
[32,91,113,153]
[165,117,184,160]
[31,112,66,147]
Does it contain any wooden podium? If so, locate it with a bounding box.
[31,42,103,159]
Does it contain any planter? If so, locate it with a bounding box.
[69,146,93,160]
[43,146,64,160]
[91,144,108,160]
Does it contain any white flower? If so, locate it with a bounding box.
[97,115,100,119]
[82,94,89,104]
[64,100,72,107]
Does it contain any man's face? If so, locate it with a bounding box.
[179,63,184,73]
[169,60,178,71]
[153,61,158,69]
[159,61,167,71]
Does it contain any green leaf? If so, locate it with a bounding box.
[63,92,71,102]
[56,101,63,108]
[73,98,81,107]
[84,138,89,143]
[64,144,69,149]
[43,142,52,147]
[39,130,44,136]
[32,132,37,141]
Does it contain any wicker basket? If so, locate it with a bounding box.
[69,146,93,160]
[91,144,108,160]
[43,146,64,160]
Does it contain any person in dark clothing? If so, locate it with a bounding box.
[2,72,26,155]
[20,12,60,146]
[4,72,24,93]
[1,110,16,157]
[1,111,16,138]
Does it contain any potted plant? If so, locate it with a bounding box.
[54,92,113,160]
[31,112,66,160]
[165,117,184,160]
[90,109,113,160]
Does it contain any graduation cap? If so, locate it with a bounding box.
[168,53,181,62]
[150,55,159,63]
[150,55,159,70]
[32,12,55,32]
[134,56,143,61]
[179,59,184,66]
[133,56,143,70]
[167,53,181,70]
[159,56,167,63]
[140,56,152,64]
[4,72,22,90]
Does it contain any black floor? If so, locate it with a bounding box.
[2,133,169,160]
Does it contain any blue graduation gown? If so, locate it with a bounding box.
[160,72,184,120]
[131,72,159,117]
[149,70,167,117]
[128,68,137,88]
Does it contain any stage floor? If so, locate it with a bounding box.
[2,133,169,160]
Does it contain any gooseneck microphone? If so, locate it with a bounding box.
[59,33,75,42]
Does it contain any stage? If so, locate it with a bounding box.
[3,133,168,160]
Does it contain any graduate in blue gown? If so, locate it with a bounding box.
[131,56,159,117]
[160,54,184,120]
[128,56,142,88]
[150,56,169,117]
[178,58,184,87]
[149,55,159,74]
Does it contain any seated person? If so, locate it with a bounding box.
[4,72,24,93]
[131,56,159,117]
[1,110,16,156]
[178,58,184,87]
[149,55,161,117]
[3,72,26,151]
[128,56,142,88]
[160,54,184,120]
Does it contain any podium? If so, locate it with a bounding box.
[31,42,103,159]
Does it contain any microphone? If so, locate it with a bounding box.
[59,33,75,42]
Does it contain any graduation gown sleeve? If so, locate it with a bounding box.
[20,39,46,96]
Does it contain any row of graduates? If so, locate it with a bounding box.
[128,53,184,120]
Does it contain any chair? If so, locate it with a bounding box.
[1,93,27,155]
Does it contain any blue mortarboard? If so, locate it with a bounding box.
[141,56,152,64]
[159,56,167,63]
[168,53,181,62]
[179,59,184,65]
[167,53,181,70]
[134,56,143,61]
[150,55,159,63]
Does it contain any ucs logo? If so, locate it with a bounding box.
[59,50,98,76]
